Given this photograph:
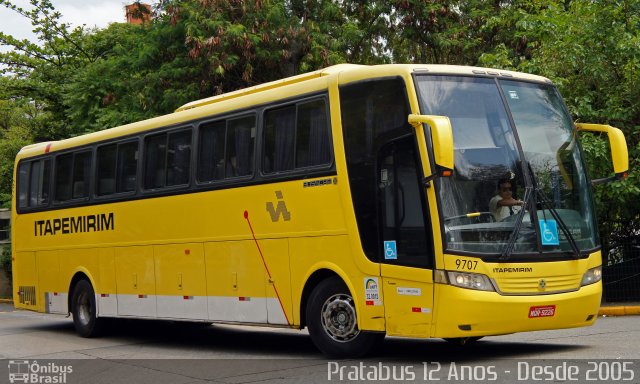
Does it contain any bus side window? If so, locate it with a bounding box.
[117,141,138,193]
[263,105,296,173]
[55,154,73,202]
[98,140,139,196]
[97,144,117,196]
[197,120,225,182]
[166,130,192,186]
[20,159,51,208]
[72,152,91,199]
[297,99,330,168]
[17,162,29,209]
[226,115,255,178]
[144,133,168,189]
[262,98,330,175]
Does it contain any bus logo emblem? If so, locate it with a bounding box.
[266,191,291,222]
[538,279,547,290]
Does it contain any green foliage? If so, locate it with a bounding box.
[0,0,638,242]
[0,245,11,280]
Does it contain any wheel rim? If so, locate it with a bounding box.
[320,293,359,342]
[76,290,92,326]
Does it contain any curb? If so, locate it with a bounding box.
[598,306,640,316]
[0,298,12,304]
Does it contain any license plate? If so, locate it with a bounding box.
[529,305,556,318]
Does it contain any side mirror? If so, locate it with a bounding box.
[576,123,629,184]
[408,114,454,184]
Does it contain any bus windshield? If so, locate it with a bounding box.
[415,75,597,257]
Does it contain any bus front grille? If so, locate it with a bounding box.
[493,275,581,295]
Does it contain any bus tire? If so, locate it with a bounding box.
[71,279,105,338]
[306,276,383,358]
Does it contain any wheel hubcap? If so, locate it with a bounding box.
[77,292,91,325]
[321,293,359,342]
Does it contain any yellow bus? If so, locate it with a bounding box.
[12,64,628,357]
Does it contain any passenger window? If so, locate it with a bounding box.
[98,141,138,196]
[20,159,52,208]
[17,162,29,208]
[29,159,51,206]
[263,98,330,174]
[144,129,192,189]
[226,116,255,178]
[197,121,226,182]
[97,144,117,195]
[117,141,138,192]
[55,154,73,201]
[167,130,192,186]
[55,152,91,202]
[72,152,91,199]
[297,99,330,168]
[144,133,167,189]
[263,106,295,173]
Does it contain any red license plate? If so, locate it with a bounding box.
[529,305,556,318]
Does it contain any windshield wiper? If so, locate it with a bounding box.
[501,161,581,260]
[534,186,581,259]
[500,185,533,260]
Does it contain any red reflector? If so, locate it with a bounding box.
[239,297,251,301]
[529,305,556,318]
[45,143,52,153]
[365,300,374,306]
[101,294,109,297]
[53,292,58,296]
[185,249,190,255]
[138,294,147,299]
[412,307,421,313]
[442,170,452,177]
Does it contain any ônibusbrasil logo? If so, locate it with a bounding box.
[8,360,73,383]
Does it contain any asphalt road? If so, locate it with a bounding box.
[0,303,638,383]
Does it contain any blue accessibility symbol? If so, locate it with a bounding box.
[384,241,397,260]
[539,219,559,246]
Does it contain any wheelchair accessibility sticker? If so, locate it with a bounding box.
[539,219,559,245]
[384,240,397,260]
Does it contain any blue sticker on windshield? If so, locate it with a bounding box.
[539,219,559,245]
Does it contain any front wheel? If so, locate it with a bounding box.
[306,276,383,358]
[71,279,105,337]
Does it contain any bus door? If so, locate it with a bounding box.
[378,136,435,337]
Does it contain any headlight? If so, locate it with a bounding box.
[446,271,495,292]
[581,266,602,286]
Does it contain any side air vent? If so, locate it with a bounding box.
[18,286,36,305]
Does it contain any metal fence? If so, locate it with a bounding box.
[602,237,640,302]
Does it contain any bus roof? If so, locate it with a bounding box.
[16,64,551,160]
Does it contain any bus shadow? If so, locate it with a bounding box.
[21,317,587,361]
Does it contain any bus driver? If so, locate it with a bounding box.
[489,177,524,221]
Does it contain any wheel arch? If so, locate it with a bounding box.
[67,269,96,315]
[299,268,351,329]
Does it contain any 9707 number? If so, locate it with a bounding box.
[455,259,477,271]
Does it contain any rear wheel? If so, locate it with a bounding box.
[71,279,105,337]
[306,276,383,358]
